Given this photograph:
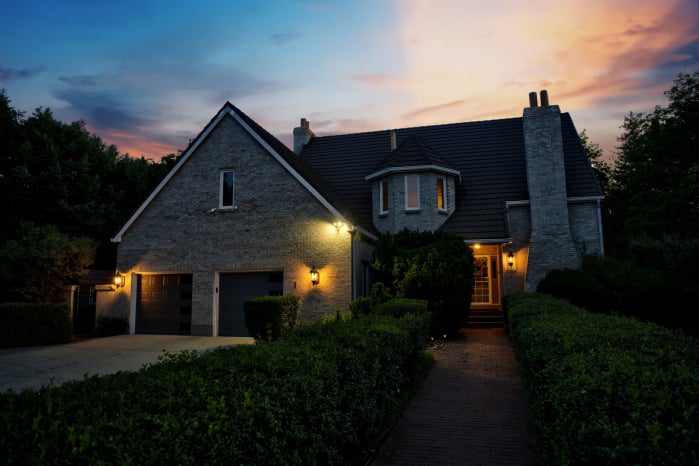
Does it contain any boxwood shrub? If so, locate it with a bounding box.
[0,303,72,348]
[0,311,431,465]
[244,295,299,342]
[373,298,428,318]
[506,293,699,465]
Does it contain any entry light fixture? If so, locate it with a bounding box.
[114,272,125,288]
[310,267,320,287]
[507,252,515,269]
[333,221,344,233]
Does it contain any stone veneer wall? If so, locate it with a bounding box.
[115,115,353,335]
[372,172,456,234]
[505,200,603,294]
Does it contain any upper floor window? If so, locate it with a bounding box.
[380,180,389,214]
[405,175,420,210]
[220,169,235,208]
[436,176,447,211]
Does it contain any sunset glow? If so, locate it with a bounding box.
[1,1,696,161]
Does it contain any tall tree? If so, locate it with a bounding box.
[609,71,699,246]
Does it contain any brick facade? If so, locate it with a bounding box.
[114,115,355,334]
[372,172,456,233]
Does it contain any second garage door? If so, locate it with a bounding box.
[219,272,283,336]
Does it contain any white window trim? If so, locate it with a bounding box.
[219,169,236,209]
[437,176,447,211]
[404,174,420,211]
[379,180,389,214]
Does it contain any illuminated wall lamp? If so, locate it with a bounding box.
[310,267,320,287]
[114,272,125,288]
[507,252,515,269]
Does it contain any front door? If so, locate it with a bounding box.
[473,256,492,304]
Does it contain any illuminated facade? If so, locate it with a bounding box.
[110,91,603,335]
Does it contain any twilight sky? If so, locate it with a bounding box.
[1,0,697,161]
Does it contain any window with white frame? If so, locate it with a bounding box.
[219,169,235,208]
[405,175,420,210]
[380,180,389,214]
[436,176,447,211]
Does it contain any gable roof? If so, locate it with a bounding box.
[111,102,359,243]
[298,113,602,240]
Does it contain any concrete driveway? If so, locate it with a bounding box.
[0,335,254,393]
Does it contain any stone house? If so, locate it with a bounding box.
[109,90,603,335]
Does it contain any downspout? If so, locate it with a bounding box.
[597,198,605,256]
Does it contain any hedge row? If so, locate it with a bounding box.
[506,293,699,465]
[0,312,431,465]
[0,303,72,348]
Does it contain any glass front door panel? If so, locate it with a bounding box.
[472,256,491,304]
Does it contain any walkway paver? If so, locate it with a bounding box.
[371,328,539,465]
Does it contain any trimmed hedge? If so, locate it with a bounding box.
[373,298,428,318]
[244,295,299,342]
[506,293,699,465]
[0,311,431,465]
[0,303,72,348]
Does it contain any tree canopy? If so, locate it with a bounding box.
[0,89,180,302]
[608,71,699,245]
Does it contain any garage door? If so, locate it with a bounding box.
[219,272,283,336]
[136,274,192,335]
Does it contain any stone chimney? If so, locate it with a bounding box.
[293,118,314,154]
[522,90,580,291]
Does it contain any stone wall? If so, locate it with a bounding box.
[115,115,354,334]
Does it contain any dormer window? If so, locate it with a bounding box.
[437,176,447,211]
[220,169,235,209]
[405,175,420,210]
[380,180,389,214]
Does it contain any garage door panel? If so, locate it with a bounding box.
[219,272,283,337]
[136,274,192,335]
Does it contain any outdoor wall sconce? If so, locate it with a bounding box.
[507,252,515,269]
[114,272,125,288]
[333,221,344,233]
[310,267,320,287]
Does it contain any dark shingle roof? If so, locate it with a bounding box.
[370,134,459,175]
[297,112,602,240]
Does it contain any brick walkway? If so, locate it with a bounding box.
[371,328,539,465]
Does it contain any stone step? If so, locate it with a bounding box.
[467,309,505,328]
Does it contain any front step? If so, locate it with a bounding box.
[467,308,505,328]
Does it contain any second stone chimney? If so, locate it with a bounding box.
[293,118,314,154]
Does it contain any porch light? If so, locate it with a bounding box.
[114,272,125,288]
[507,252,515,268]
[310,267,320,287]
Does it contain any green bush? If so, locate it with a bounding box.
[94,316,129,337]
[537,254,695,332]
[0,303,72,347]
[0,312,431,465]
[536,267,609,313]
[244,295,299,342]
[506,293,699,465]
[373,229,473,335]
[373,298,428,318]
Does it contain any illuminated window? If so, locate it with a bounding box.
[436,177,446,211]
[405,175,420,210]
[380,180,389,214]
[220,169,235,208]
